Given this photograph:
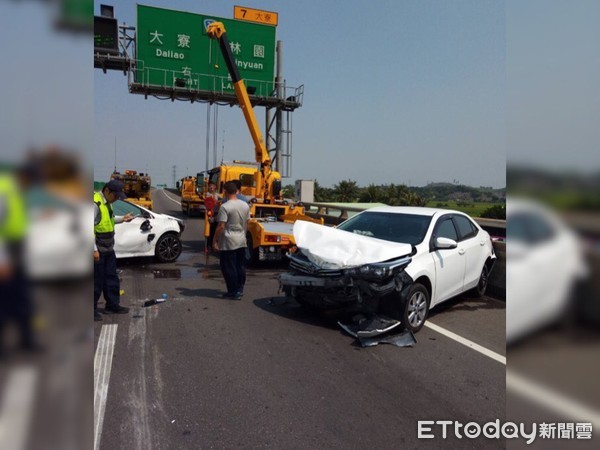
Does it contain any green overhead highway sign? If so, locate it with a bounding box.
[136,4,276,96]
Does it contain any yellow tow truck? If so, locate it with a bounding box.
[206,22,322,262]
[110,170,153,210]
[179,175,204,215]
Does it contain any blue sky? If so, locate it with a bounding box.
[1,1,598,189]
[94,0,507,188]
[506,0,600,171]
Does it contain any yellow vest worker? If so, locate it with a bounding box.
[94,180,132,321]
[0,173,27,242]
[0,170,37,353]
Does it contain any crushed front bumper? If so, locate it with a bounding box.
[279,269,413,313]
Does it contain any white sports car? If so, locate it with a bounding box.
[280,207,496,332]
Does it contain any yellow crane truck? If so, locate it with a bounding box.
[206,21,322,262]
[110,170,153,210]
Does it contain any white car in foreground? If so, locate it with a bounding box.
[112,199,184,262]
[26,189,93,280]
[26,194,185,280]
[506,199,587,343]
[280,207,496,332]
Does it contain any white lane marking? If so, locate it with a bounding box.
[160,189,181,206]
[507,370,600,428]
[94,324,118,450]
[0,367,37,450]
[424,321,506,365]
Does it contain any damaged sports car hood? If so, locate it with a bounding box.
[293,221,413,269]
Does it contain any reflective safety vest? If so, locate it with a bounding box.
[94,191,115,252]
[0,173,27,241]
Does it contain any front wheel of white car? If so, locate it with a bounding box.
[402,283,430,333]
[471,264,490,298]
[155,233,182,263]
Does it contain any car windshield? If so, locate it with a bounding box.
[112,200,145,217]
[337,212,432,245]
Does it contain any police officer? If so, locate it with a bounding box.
[94,179,133,321]
[0,169,36,353]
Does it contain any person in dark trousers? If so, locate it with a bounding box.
[212,181,250,300]
[94,180,133,321]
[0,168,38,354]
[205,181,221,252]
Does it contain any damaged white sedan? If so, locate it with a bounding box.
[280,207,496,332]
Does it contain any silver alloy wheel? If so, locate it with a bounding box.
[407,291,427,328]
[157,235,181,262]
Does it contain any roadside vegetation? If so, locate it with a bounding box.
[507,166,600,212]
[283,180,506,217]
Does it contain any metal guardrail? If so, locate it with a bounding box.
[302,201,506,230]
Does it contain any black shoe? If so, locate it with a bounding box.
[94,311,102,321]
[105,305,129,314]
[221,292,235,299]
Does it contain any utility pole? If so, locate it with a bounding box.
[275,40,283,173]
[172,165,177,188]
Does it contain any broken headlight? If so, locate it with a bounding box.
[344,264,393,280]
[343,256,412,281]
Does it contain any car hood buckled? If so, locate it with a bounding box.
[293,221,413,269]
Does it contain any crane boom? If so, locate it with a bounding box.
[206,22,272,187]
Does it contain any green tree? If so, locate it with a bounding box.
[384,184,427,206]
[282,184,295,199]
[333,179,359,202]
[314,180,334,202]
[480,204,506,219]
[359,184,387,203]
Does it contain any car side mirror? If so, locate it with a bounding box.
[435,237,457,250]
[140,219,152,232]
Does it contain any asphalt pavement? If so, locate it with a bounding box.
[94,189,506,449]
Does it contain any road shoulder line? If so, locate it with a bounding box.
[160,189,181,206]
[0,366,37,450]
[425,321,506,365]
[507,370,600,428]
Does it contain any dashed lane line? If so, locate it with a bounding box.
[94,324,118,450]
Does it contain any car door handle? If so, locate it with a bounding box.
[480,241,486,246]
[458,249,466,255]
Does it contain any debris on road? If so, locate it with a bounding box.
[338,314,416,348]
[358,331,417,348]
[143,298,167,307]
[338,315,402,338]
